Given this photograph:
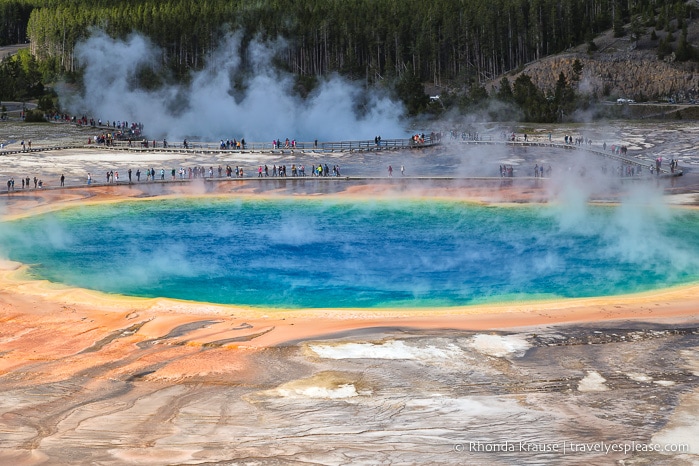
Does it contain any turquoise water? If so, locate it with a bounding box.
[1,198,699,308]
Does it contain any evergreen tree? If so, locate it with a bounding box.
[571,59,583,82]
[395,69,428,116]
[657,34,673,59]
[468,82,489,107]
[675,27,694,62]
[629,15,645,41]
[513,73,547,122]
[496,77,514,103]
[553,71,576,121]
[613,0,626,37]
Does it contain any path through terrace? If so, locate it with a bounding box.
[0,133,681,179]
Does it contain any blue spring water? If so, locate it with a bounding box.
[1,197,699,308]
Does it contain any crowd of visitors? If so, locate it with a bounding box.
[0,127,682,193]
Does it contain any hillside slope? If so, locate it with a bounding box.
[504,21,699,103]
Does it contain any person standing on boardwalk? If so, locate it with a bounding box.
[60,174,65,186]
[388,165,393,177]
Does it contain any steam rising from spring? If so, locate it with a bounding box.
[61,31,406,141]
[2,197,699,309]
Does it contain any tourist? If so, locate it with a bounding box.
[388,165,393,177]
[60,174,65,186]
[87,173,91,185]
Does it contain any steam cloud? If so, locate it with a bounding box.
[60,31,406,142]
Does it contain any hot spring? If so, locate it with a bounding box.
[2,197,699,308]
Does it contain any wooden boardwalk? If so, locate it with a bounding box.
[0,137,438,156]
[0,136,681,177]
[88,137,440,154]
[451,139,681,176]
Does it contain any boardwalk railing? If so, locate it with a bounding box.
[92,136,438,152]
[1,137,437,154]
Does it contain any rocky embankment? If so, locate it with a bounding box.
[521,50,699,102]
[500,21,699,103]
